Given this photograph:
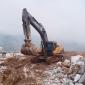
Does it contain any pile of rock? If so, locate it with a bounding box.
[43,55,85,85]
[0,51,85,85]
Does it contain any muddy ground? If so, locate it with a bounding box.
[0,51,85,85]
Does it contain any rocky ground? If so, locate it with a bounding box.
[0,51,85,85]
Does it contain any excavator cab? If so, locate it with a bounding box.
[46,41,57,56]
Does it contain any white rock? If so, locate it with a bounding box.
[71,55,85,74]
[71,55,83,65]
[78,61,85,74]
[63,59,71,67]
[75,83,83,85]
[63,78,74,85]
[23,66,28,78]
[69,82,74,85]
[74,74,81,82]
[19,56,26,61]
[57,61,62,67]
[79,72,85,84]
[6,53,14,58]
[57,67,62,73]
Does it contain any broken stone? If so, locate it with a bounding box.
[69,82,74,85]
[62,66,70,74]
[62,59,71,68]
[71,64,80,74]
[57,67,63,73]
[79,72,85,85]
[68,74,76,80]
[57,61,62,67]
[75,83,83,85]
[71,55,83,65]
[74,74,81,83]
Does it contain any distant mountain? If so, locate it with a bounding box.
[0,34,85,52]
[0,34,23,52]
[0,34,41,52]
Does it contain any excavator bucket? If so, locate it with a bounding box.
[21,42,32,55]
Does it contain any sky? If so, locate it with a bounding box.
[0,0,85,44]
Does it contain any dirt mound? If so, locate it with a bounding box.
[0,51,85,85]
[0,55,46,85]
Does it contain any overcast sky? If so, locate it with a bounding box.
[0,0,85,43]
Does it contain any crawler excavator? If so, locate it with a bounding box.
[21,8,64,64]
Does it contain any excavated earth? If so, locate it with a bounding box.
[0,51,85,85]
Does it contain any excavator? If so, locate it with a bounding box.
[21,8,64,64]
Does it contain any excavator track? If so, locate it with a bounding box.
[46,54,64,64]
[31,54,64,64]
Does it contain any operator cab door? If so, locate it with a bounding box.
[46,41,57,56]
